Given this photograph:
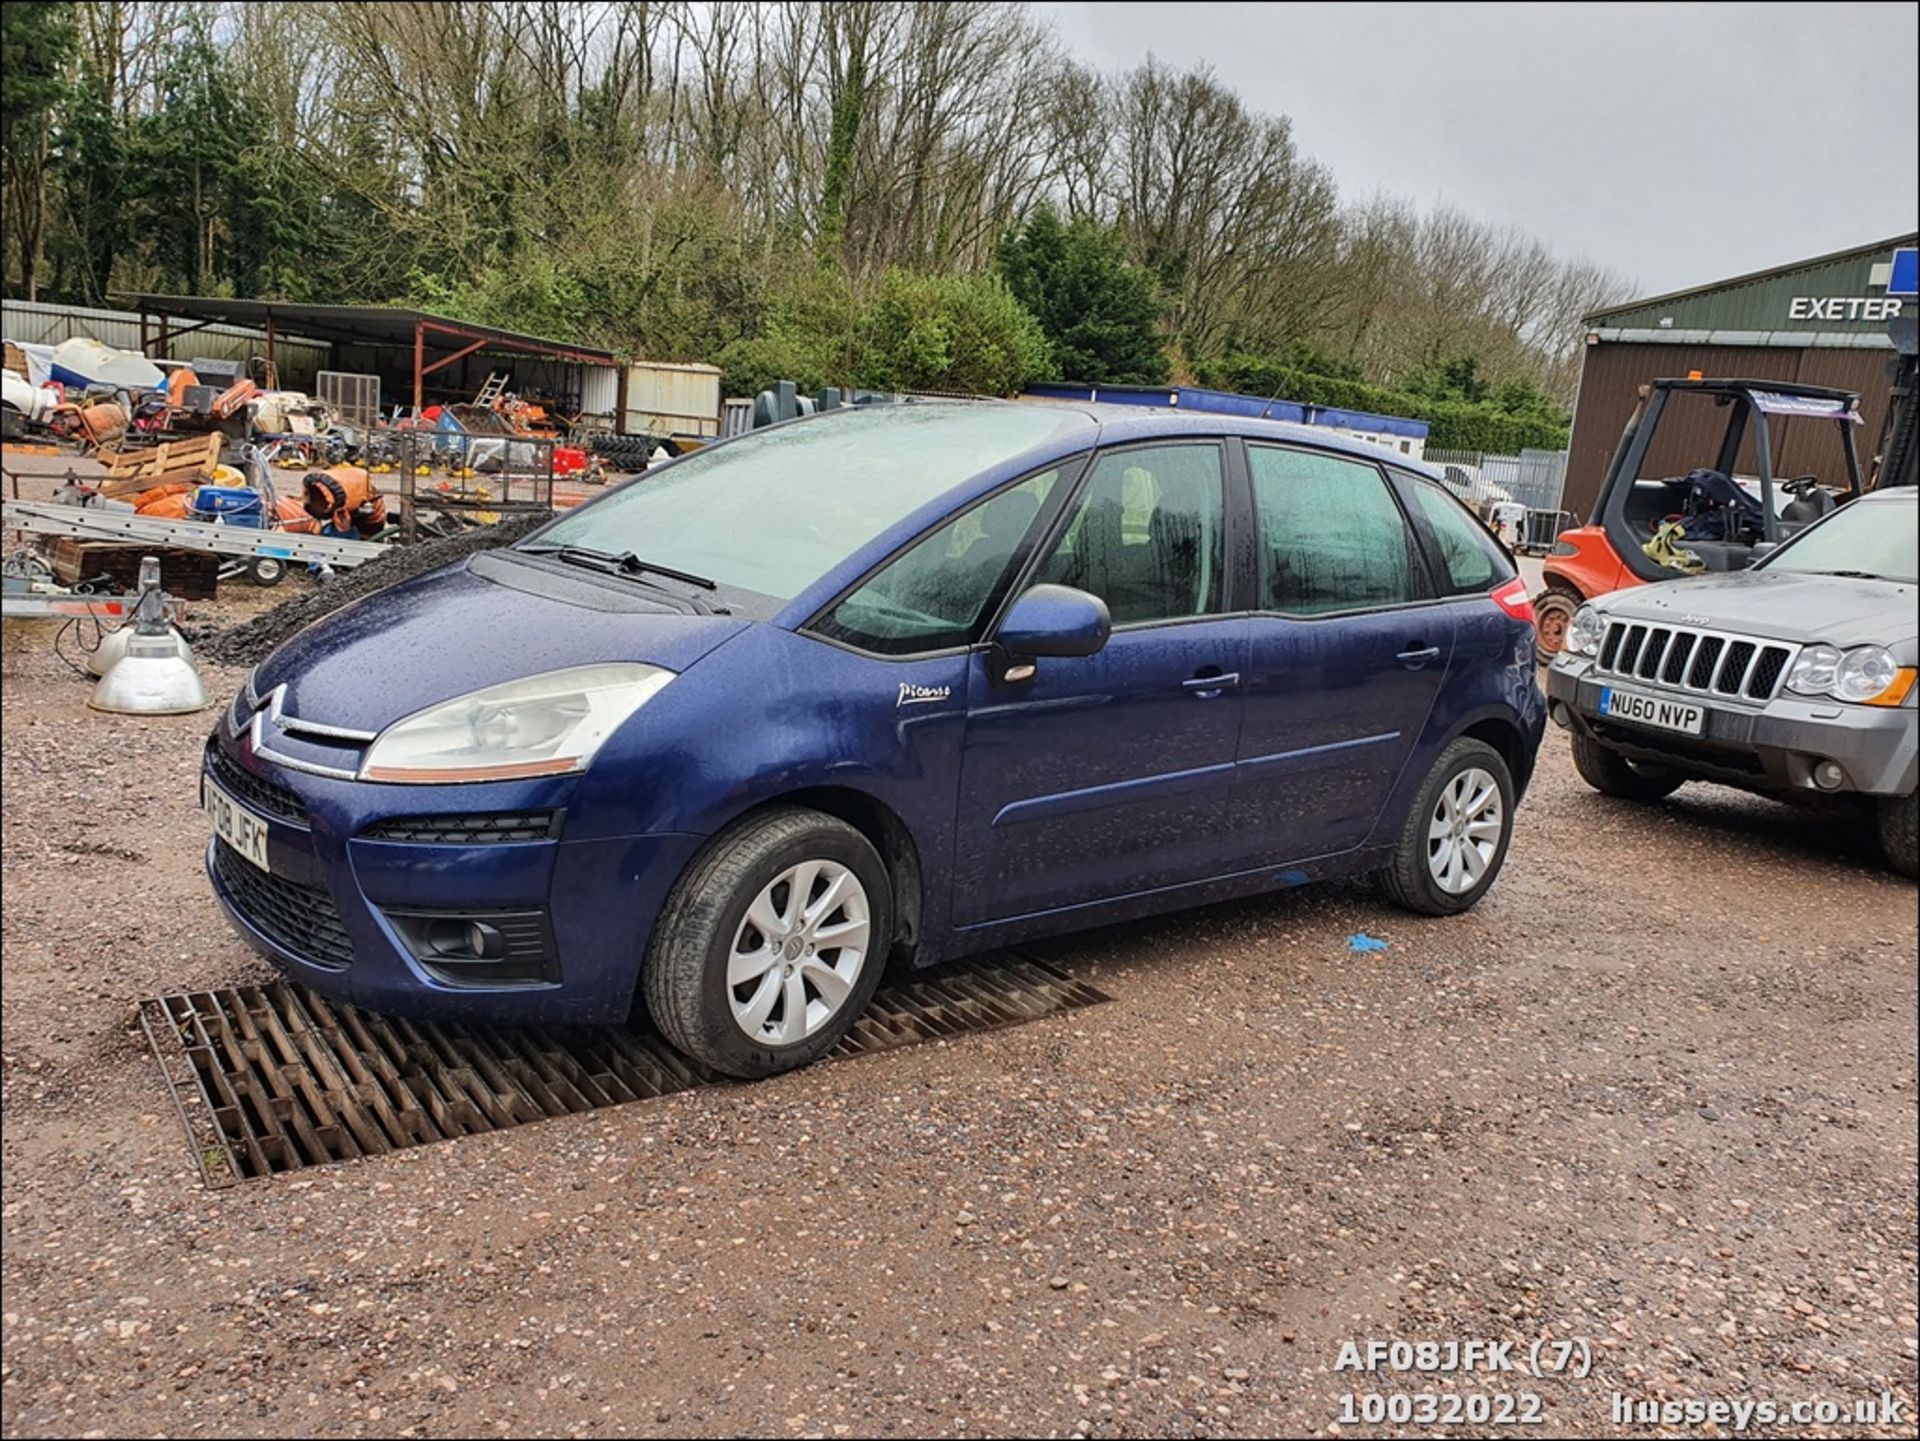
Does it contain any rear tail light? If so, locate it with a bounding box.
[1491,577,1535,625]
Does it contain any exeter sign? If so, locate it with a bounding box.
[1788,248,1917,323]
[1787,296,1904,322]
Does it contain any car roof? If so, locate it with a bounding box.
[756,400,1449,630]
[1041,402,1446,481]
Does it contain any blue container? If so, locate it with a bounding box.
[189,486,267,529]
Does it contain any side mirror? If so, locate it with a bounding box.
[994,584,1110,680]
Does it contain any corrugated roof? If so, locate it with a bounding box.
[1585,235,1919,328]
[121,296,618,366]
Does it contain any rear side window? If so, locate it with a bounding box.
[1247,445,1416,615]
[814,467,1064,654]
[1405,480,1515,595]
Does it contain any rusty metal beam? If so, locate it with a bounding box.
[420,336,490,378]
[417,318,612,369]
[153,315,222,345]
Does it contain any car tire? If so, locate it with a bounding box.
[1532,584,1582,664]
[643,807,893,1078]
[1569,729,1685,801]
[1377,737,1517,917]
[1878,791,1917,879]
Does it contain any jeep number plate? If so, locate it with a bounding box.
[1599,686,1705,737]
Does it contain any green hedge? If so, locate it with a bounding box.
[1192,354,1570,452]
[717,269,1049,400]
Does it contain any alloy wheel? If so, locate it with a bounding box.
[1427,766,1504,895]
[727,859,872,1046]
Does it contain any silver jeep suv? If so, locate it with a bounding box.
[1546,486,1917,876]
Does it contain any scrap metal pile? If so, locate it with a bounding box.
[0,339,588,601]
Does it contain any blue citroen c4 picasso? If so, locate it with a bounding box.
[204,402,1544,1077]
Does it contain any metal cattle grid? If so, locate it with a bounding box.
[141,952,1111,1186]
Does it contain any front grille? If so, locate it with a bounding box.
[211,839,353,969]
[1716,641,1756,694]
[1597,622,1794,703]
[1661,632,1697,684]
[360,812,562,844]
[205,740,307,825]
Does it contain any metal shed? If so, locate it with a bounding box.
[1563,235,1917,517]
[123,296,621,421]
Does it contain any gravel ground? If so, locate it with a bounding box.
[1,594,1915,1440]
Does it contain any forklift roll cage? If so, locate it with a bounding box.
[1600,377,1865,583]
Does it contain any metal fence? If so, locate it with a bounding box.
[381,427,556,542]
[1425,446,1569,514]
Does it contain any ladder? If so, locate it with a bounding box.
[474,371,511,407]
[3,502,388,567]
[0,591,186,622]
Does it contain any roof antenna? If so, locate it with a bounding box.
[1256,376,1289,421]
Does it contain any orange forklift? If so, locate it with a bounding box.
[1532,377,1865,660]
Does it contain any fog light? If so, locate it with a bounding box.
[1813,760,1845,790]
[385,908,558,985]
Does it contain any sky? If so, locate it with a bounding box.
[1037,1,1920,300]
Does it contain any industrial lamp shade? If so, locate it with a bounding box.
[86,623,199,678]
[88,628,210,715]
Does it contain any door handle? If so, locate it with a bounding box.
[1182,670,1241,697]
[1395,644,1441,670]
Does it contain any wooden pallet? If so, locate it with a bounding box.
[46,538,222,599]
[93,434,224,499]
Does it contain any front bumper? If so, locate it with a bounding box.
[202,737,702,1026]
[1547,657,1917,797]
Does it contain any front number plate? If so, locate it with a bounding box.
[1599,686,1705,736]
[202,774,272,872]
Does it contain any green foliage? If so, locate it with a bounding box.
[716,271,865,396]
[421,255,594,346]
[995,206,1168,384]
[1195,353,1570,452]
[855,270,1050,395]
[1402,354,1492,405]
[718,269,1049,398]
[1271,339,1364,383]
[0,2,76,135]
[46,71,127,303]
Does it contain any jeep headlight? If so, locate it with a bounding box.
[1830,646,1901,704]
[360,663,674,783]
[1786,644,1843,696]
[1566,604,1605,658]
[1787,644,1914,706]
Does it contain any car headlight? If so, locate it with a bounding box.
[1786,644,1843,696]
[1786,644,1914,706]
[359,663,674,783]
[1566,604,1605,658]
[1831,646,1901,704]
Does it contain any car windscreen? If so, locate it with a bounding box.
[1758,497,1919,584]
[528,404,1089,602]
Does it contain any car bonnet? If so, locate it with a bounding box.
[252,554,749,733]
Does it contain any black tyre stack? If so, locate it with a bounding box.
[589,433,658,470]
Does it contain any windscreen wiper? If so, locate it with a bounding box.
[521,544,722,613]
